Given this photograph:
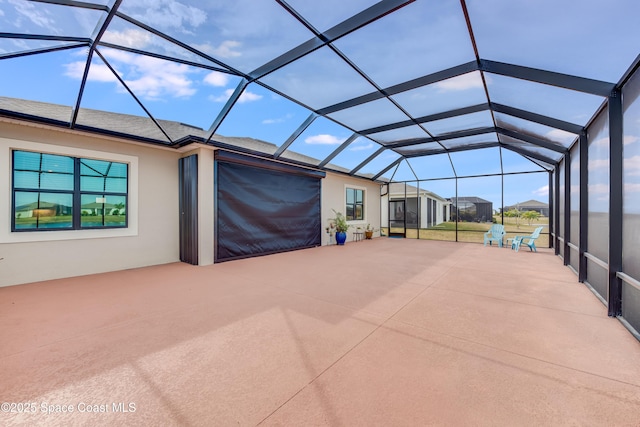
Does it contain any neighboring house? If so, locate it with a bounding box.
[15,201,71,218]
[449,196,493,222]
[387,183,452,229]
[503,200,549,216]
[81,201,117,216]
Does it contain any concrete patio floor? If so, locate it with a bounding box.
[2,239,640,426]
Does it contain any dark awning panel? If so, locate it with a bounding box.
[215,151,323,262]
[215,150,326,180]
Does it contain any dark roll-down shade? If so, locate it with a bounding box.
[215,151,325,262]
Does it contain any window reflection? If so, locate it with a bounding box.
[12,150,128,231]
[346,187,364,221]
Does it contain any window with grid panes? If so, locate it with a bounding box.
[346,187,364,221]
[12,150,128,231]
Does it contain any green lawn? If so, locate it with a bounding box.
[382,215,550,246]
[15,215,73,226]
[15,215,125,228]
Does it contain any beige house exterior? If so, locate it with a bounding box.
[0,108,380,287]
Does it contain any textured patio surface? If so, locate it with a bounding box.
[2,239,640,426]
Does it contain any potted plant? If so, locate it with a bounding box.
[331,209,350,245]
[365,223,376,239]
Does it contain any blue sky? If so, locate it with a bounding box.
[1,0,639,210]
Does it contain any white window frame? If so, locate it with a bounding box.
[1,138,138,243]
[344,184,367,225]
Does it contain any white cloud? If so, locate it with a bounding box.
[532,185,548,197]
[102,29,152,48]
[625,155,640,176]
[100,48,133,63]
[9,39,29,51]
[434,72,484,92]
[203,71,229,87]
[65,49,198,99]
[8,0,55,30]
[625,183,640,193]
[624,135,639,146]
[64,61,120,83]
[545,129,576,144]
[587,155,640,175]
[589,134,637,148]
[194,40,242,59]
[591,136,609,148]
[238,91,262,103]
[350,142,374,151]
[209,88,262,103]
[125,55,197,98]
[209,90,233,103]
[588,158,608,170]
[305,134,344,145]
[125,0,206,31]
[262,113,293,125]
[588,183,609,202]
[588,183,609,194]
[103,28,210,61]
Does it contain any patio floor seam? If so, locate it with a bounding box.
[257,259,457,425]
[427,285,610,319]
[385,317,640,390]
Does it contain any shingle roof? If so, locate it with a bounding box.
[449,196,492,204]
[505,199,549,208]
[0,96,357,175]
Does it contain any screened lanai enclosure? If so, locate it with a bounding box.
[0,0,639,338]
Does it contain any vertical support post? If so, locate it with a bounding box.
[404,182,407,238]
[385,189,388,237]
[417,181,421,240]
[455,178,458,242]
[563,152,571,265]
[501,172,504,225]
[380,183,385,237]
[548,170,553,249]
[382,183,388,238]
[608,89,623,316]
[179,154,199,265]
[554,166,560,255]
[73,158,81,229]
[579,132,588,282]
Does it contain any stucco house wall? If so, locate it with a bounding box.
[321,173,381,245]
[1,120,383,286]
[0,120,180,287]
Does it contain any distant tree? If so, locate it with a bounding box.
[114,202,125,215]
[505,208,522,227]
[522,210,540,225]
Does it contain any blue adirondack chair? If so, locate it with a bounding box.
[483,224,505,247]
[512,226,544,252]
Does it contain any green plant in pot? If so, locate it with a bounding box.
[331,209,350,245]
[365,223,377,239]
